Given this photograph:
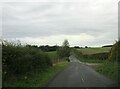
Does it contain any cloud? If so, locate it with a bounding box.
[1,0,119,46]
[15,33,94,46]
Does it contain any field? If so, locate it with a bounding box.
[45,51,59,64]
[77,47,111,55]
[74,47,111,63]
[46,51,57,60]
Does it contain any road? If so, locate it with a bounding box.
[47,55,118,87]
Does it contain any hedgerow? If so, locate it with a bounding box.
[2,40,52,80]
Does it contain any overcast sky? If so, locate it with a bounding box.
[1,0,119,47]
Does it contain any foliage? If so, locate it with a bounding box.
[46,51,59,64]
[73,48,109,61]
[107,41,120,84]
[73,46,80,48]
[108,41,120,62]
[2,40,52,81]
[3,61,69,87]
[85,46,88,48]
[57,39,71,59]
[77,47,111,55]
[102,45,113,48]
[86,52,109,60]
[26,45,59,52]
[96,61,119,82]
[62,39,70,47]
[39,45,59,52]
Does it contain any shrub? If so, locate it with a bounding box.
[73,48,109,60]
[89,52,109,60]
[109,41,120,62]
[2,40,52,80]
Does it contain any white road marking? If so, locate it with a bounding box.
[81,75,85,83]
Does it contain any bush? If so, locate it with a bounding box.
[57,47,70,59]
[89,52,109,60]
[109,41,120,62]
[96,62,119,82]
[2,40,52,80]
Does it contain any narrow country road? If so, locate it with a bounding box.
[47,55,118,87]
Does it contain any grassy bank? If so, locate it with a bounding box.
[3,61,69,87]
[96,61,119,82]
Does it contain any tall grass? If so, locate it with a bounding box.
[96,61,119,82]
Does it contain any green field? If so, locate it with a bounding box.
[46,51,60,64]
[46,51,57,59]
[77,47,111,55]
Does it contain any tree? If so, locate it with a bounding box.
[57,39,71,59]
[62,39,70,47]
[85,46,88,48]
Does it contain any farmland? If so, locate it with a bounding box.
[46,51,57,61]
[76,47,111,55]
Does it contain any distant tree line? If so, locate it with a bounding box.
[26,45,59,52]
[102,45,113,48]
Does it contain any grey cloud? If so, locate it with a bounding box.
[2,0,118,46]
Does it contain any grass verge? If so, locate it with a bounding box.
[96,61,119,83]
[46,51,57,60]
[3,61,69,87]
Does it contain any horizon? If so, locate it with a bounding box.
[2,38,114,48]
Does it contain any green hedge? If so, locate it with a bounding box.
[86,52,109,60]
[2,41,52,80]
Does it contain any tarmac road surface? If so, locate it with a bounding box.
[47,55,118,87]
